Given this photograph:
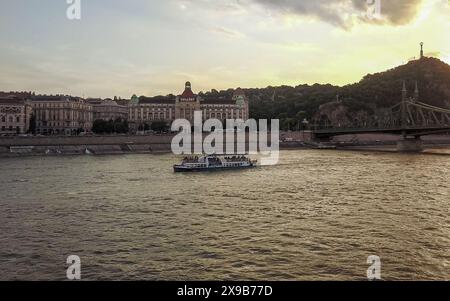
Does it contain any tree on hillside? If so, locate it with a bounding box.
[92,118,129,134]
[245,57,450,123]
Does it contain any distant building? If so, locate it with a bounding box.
[0,97,32,135]
[86,98,128,121]
[0,91,33,99]
[29,95,93,135]
[128,82,249,131]
[129,96,175,129]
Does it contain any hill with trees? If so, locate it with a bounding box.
[135,57,450,130]
[214,57,450,130]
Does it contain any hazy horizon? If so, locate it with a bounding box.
[1,0,449,98]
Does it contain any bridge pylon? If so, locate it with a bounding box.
[400,80,408,131]
[397,136,423,152]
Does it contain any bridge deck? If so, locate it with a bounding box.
[313,126,450,138]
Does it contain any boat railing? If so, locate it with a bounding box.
[223,156,251,163]
[180,155,253,165]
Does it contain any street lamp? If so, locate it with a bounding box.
[302,118,309,141]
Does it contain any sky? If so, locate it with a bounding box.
[0,0,449,98]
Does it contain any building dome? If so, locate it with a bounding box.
[233,88,246,107]
[130,94,139,105]
[180,81,195,99]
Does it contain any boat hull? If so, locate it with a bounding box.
[173,164,256,173]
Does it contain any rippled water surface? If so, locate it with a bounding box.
[1,150,450,280]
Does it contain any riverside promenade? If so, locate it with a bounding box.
[0,135,175,157]
[0,133,279,157]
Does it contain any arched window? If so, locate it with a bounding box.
[16,116,20,123]
[1,116,5,122]
[8,116,13,123]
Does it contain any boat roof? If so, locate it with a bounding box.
[184,154,249,157]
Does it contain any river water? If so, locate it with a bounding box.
[1,150,449,280]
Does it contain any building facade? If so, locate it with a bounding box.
[129,82,249,130]
[30,95,93,135]
[0,82,249,135]
[0,97,32,135]
[87,98,128,121]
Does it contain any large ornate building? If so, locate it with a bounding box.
[0,97,32,135]
[30,95,93,135]
[129,82,249,130]
[0,82,249,135]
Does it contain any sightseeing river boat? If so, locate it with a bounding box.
[174,155,257,172]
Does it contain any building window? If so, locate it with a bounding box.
[1,116,5,122]
[17,116,20,123]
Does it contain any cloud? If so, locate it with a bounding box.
[426,51,441,58]
[210,26,245,37]
[177,0,247,15]
[249,0,424,29]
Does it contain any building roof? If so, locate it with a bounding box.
[180,81,196,99]
[30,95,81,102]
[0,97,25,105]
[85,98,103,105]
[139,96,175,105]
[0,91,33,99]
[129,83,246,106]
[116,99,130,106]
[181,89,195,99]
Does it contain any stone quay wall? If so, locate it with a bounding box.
[0,133,280,157]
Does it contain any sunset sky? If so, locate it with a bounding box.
[0,0,449,98]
